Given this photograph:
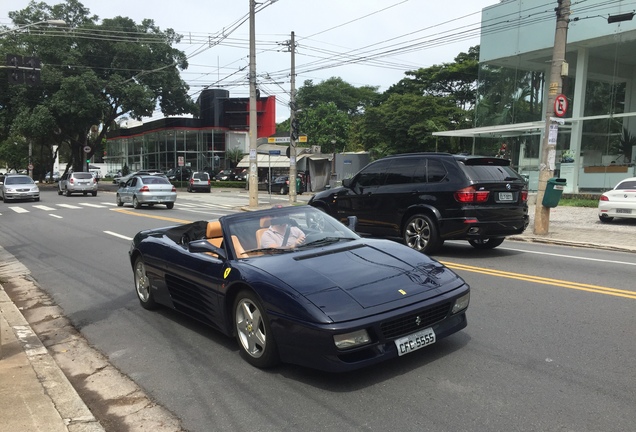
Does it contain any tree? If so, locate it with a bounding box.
[0,0,196,174]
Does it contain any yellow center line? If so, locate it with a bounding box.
[111,208,193,224]
[440,261,636,300]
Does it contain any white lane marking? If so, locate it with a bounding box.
[49,214,63,219]
[33,205,57,211]
[79,203,107,208]
[57,203,83,209]
[500,246,636,267]
[104,231,133,241]
[100,202,118,206]
[9,207,29,213]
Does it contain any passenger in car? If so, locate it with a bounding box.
[260,217,305,248]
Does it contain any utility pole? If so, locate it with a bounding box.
[534,0,571,235]
[248,0,259,208]
[288,31,297,203]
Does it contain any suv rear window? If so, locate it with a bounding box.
[194,173,209,180]
[457,159,520,182]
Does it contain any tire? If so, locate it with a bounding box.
[207,188,211,193]
[92,191,97,197]
[134,258,158,310]
[233,290,279,368]
[116,194,123,207]
[58,189,63,196]
[279,186,287,195]
[468,237,505,250]
[403,214,442,254]
[34,197,40,202]
[133,196,142,209]
[83,192,87,196]
[599,215,613,223]
[65,189,72,197]
[166,202,174,209]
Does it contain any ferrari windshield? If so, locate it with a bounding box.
[223,206,359,258]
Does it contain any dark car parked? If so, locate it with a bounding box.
[214,169,236,181]
[309,153,529,254]
[166,168,193,181]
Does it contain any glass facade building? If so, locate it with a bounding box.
[105,89,276,174]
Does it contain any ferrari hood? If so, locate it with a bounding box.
[246,241,464,317]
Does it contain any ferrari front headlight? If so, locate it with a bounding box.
[333,329,371,349]
[451,292,470,314]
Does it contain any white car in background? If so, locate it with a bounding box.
[598,177,636,223]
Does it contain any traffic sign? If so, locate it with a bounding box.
[554,94,568,117]
[269,150,281,156]
[83,145,91,153]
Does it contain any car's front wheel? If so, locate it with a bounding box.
[116,194,123,207]
[134,258,157,310]
[233,290,279,368]
[468,237,505,250]
[403,214,442,254]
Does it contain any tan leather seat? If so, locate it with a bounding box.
[232,235,247,258]
[255,216,271,248]
[206,221,223,248]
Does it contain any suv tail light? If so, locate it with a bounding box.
[69,178,75,184]
[454,186,489,203]
[139,186,150,192]
[190,179,194,185]
[521,190,528,202]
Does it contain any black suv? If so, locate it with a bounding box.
[308,153,529,254]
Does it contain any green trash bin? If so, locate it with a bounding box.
[542,177,567,208]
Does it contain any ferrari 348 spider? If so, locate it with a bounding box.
[129,206,470,372]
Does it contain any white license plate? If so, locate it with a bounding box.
[499,192,513,201]
[616,208,632,214]
[395,327,436,356]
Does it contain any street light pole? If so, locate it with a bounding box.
[534,0,571,235]
[248,0,259,208]
[288,31,297,203]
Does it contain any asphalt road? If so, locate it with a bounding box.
[1,187,635,432]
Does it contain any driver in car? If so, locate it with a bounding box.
[260,217,306,248]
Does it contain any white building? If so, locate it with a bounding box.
[434,0,636,192]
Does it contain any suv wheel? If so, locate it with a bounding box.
[65,189,72,197]
[468,237,505,250]
[403,214,442,254]
[58,189,63,195]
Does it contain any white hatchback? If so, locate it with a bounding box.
[598,177,636,222]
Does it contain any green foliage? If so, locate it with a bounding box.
[225,147,245,167]
[0,0,196,174]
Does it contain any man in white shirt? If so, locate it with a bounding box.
[260,217,305,248]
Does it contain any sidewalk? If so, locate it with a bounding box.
[1,202,634,432]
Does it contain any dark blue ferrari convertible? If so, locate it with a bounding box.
[129,205,470,372]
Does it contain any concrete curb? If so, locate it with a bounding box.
[0,286,105,432]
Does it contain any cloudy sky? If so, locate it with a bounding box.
[1,0,499,121]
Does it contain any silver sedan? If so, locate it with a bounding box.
[1,174,40,202]
[598,177,636,222]
[116,175,177,209]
